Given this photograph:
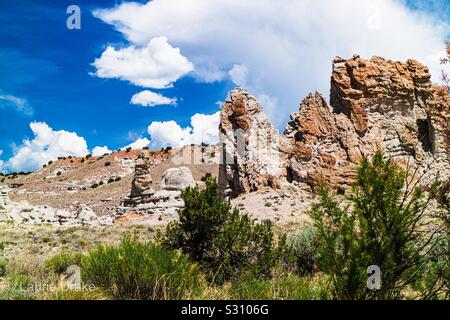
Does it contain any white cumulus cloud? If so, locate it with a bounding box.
[94,0,450,127]
[91,36,194,89]
[92,146,112,156]
[3,122,89,172]
[123,137,151,150]
[130,90,177,107]
[147,111,220,149]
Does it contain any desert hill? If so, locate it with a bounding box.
[1,54,449,229]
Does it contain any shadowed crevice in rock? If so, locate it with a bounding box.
[416,118,433,153]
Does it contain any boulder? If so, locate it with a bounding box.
[160,167,195,191]
[76,204,98,223]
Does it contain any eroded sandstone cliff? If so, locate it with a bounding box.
[219,55,450,195]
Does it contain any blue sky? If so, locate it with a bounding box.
[0,0,232,165]
[0,0,448,172]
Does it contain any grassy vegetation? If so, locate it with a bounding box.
[82,237,202,300]
[44,252,84,274]
[228,272,331,300]
[0,258,7,277]
[0,151,448,300]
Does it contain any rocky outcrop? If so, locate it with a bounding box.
[120,167,196,217]
[284,92,354,188]
[130,152,154,198]
[330,55,436,135]
[219,89,288,196]
[0,186,111,226]
[220,55,450,195]
[0,187,10,213]
[328,55,449,179]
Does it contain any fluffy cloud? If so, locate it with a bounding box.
[147,121,192,149]
[123,137,150,150]
[92,146,112,156]
[130,90,177,107]
[228,64,248,86]
[147,111,220,149]
[0,92,33,116]
[91,36,194,89]
[3,122,89,172]
[94,0,449,126]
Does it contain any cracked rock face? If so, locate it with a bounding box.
[220,55,450,196]
[285,92,354,189]
[219,88,288,196]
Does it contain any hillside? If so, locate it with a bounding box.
[1,147,219,218]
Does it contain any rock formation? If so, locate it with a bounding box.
[121,166,196,217]
[219,88,288,197]
[0,186,10,212]
[220,55,450,195]
[128,152,154,204]
[284,92,354,188]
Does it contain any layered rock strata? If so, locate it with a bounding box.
[219,55,450,195]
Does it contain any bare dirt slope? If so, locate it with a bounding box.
[2,146,220,216]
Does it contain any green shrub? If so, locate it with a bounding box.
[161,177,281,284]
[0,287,35,300]
[412,234,449,300]
[230,273,331,300]
[82,237,202,300]
[200,173,212,182]
[285,225,318,276]
[0,258,8,277]
[311,150,446,299]
[44,252,84,274]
